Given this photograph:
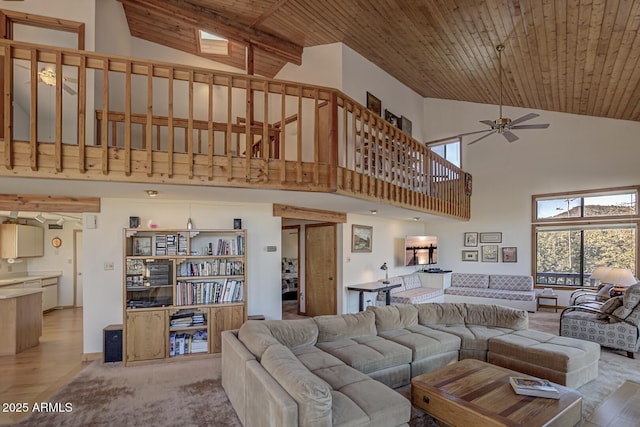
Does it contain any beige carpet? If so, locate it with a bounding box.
[17,310,640,427]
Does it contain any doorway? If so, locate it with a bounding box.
[74,229,83,307]
[281,225,300,318]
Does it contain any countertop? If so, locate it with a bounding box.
[0,288,43,299]
[0,272,62,287]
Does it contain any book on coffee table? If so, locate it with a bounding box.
[509,376,560,399]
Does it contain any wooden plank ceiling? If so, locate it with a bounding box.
[118,0,640,122]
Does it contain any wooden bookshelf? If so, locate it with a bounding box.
[122,228,246,365]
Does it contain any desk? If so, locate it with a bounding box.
[537,293,559,312]
[346,281,402,311]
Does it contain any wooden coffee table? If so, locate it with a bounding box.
[411,359,582,427]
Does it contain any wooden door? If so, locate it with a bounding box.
[210,305,244,353]
[305,223,337,316]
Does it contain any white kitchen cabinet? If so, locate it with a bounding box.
[41,277,58,311]
[0,224,44,259]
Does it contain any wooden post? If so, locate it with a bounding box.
[207,73,214,180]
[77,54,86,173]
[327,91,338,192]
[101,58,109,174]
[55,51,62,172]
[124,61,131,176]
[146,64,153,177]
[29,48,37,171]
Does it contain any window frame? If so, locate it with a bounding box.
[531,186,640,290]
[427,137,461,168]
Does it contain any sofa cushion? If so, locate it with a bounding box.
[416,302,467,325]
[386,276,406,294]
[314,311,376,342]
[598,296,623,320]
[488,275,533,291]
[464,304,529,329]
[367,304,418,331]
[427,324,514,351]
[238,319,319,358]
[401,274,423,290]
[613,283,640,320]
[444,287,535,301]
[378,324,461,360]
[451,273,489,288]
[332,380,410,427]
[389,288,444,305]
[261,344,332,427]
[317,335,412,374]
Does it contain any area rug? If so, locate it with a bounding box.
[18,311,640,427]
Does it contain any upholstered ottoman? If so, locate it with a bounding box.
[487,329,600,388]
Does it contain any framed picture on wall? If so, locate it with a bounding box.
[481,245,498,262]
[352,224,373,253]
[384,109,399,127]
[462,250,478,262]
[464,232,478,247]
[400,116,412,136]
[480,232,502,243]
[132,236,152,256]
[366,92,382,116]
[502,247,517,263]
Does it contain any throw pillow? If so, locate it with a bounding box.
[612,283,640,319]
[597,296,623,321]
[595,284,614,302]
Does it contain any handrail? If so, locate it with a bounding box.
[0,39,470,219]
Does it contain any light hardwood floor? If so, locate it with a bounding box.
[0,308,88,425]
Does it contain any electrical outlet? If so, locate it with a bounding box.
[104,261,114,271]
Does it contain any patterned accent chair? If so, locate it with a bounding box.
[560,283,640,358]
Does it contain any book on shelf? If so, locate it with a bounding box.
[509,376,560,399]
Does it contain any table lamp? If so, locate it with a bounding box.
[603,268,637,297]
[589,266,613,288]
[380,262,389,284]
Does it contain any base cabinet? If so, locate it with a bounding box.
[210,305,244,353]
[126,310,167,362]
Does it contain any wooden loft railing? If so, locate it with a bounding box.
[0,40,470,220]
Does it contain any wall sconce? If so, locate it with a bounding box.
[34,213,46,224]
[380,262,389,284]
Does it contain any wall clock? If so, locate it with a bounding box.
[52,237,62,248]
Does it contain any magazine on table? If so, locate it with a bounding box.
[509,376,560,399]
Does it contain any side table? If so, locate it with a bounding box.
[346,281,402,311]
[537,293,559,312]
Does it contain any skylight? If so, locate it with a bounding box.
[198,30,229,56]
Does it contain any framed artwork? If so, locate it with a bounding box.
[462,250,478,262]
[502,247,518,263]
[480,232,502,243]
[464,232,478,247]
[366,92,382,116]
[400,115,412,136]
[464,173,472,196]
[351,224,373,253]
[384,109,399,127]
[481,245,498,262]
[133,236,152,256]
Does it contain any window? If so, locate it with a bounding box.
[533,186,639,287]
[198,30,229,56]
[428,138,460,168]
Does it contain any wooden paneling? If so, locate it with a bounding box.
[0,194,101,213]
[119,0,640,123]
[125,310,166,362]
[273,203,346,223]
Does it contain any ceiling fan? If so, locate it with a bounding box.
[15,63,78,95]
[459,44,549,145]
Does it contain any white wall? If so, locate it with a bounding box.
[342,214,425,312]
[82,198,282,354]
[422,98,640,300]
[276,43,344,90]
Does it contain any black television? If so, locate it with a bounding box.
[405,235,438,266]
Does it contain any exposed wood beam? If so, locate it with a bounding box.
[117,0,302,65]
[273,204,346,223]
[0,194,101,213]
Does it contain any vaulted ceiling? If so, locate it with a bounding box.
[119,0,640,123]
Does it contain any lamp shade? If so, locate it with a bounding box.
[590,267,613,281]
[602,268,637,287]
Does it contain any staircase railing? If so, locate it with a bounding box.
[0,39,469,219]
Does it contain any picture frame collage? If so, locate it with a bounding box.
[366,91,412,137]
[462,232,517,263]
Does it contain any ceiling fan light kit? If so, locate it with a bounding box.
[463,44,550,146]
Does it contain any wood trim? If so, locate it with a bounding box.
[273,203,346,223]
[0,9,85,49]
[0,194,101,212]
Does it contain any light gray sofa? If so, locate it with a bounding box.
[444,273,536,311]
[222,302,598,426]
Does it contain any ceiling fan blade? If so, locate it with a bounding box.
[479,120,495,127]
[510,123,550,130]
[457,129,493,137]
[509,112,539,126]
[468,130,497,145]
[63,83,77,95]
[502,131,519,143]
[64,77,78,83]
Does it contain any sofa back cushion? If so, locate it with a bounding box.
[613,283,640,322]
[314,311,376,342]
[238,319,318,358]
[386,276,406,294]
[489,275,533,291]
[451,273,489,289]
[261,344,332,427]
[464,304,528,329]
[416,303,467,325]
[367,304,418,331]
[401,274,423,290]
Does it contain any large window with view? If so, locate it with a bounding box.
[428,138,460,168]
[533,187,639,288]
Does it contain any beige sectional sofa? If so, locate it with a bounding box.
[222,302,599,427]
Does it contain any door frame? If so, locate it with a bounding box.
[73,228,82,307]
[282,224,301,315]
